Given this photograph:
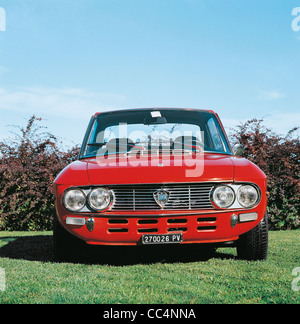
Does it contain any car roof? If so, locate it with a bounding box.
[92,107,216,118]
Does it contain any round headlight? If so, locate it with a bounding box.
[63,189,86,212]
[88,188,112,211]
[212,186,235,208]
[237,185,259,208]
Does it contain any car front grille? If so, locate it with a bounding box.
[110,183,214,211]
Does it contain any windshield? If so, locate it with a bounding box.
[80,109,231,158]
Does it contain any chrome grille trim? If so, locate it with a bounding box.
[110,184,214,211]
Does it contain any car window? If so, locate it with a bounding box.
[207,117,226,152]
[80,110,231,158]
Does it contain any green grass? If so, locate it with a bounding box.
[0,231,299,304]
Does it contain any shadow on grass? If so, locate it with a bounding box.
[0,234,236,265]
[0,235,54,262]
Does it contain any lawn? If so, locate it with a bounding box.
[0,230,299,304]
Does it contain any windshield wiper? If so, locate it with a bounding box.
[87,142,107,147]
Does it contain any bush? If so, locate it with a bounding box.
[230,119,299,230]
[0,116,79,231]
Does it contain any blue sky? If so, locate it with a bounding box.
[0,0,299,146]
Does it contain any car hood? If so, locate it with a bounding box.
[54,154,266,186]
[85,153,235,185]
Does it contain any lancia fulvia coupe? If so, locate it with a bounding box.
[53,108,268,261]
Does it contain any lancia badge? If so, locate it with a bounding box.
[153,189,170,208]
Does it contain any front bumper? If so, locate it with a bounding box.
[56,207,266,246]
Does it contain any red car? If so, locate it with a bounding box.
[53,108,268,261]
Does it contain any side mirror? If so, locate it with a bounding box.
[143,116,167,125]
[232,143,244,157]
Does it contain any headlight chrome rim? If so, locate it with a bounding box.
[211,185,235,209]
[88,187,113,211]
[63,189,86,212]
[237,185,260,208]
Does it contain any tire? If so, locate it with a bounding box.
[53,212,85,262]
[236,213,268,261]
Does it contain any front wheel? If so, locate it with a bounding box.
[236,213,268,261]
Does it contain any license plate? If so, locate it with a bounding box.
[142,233,183,245]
